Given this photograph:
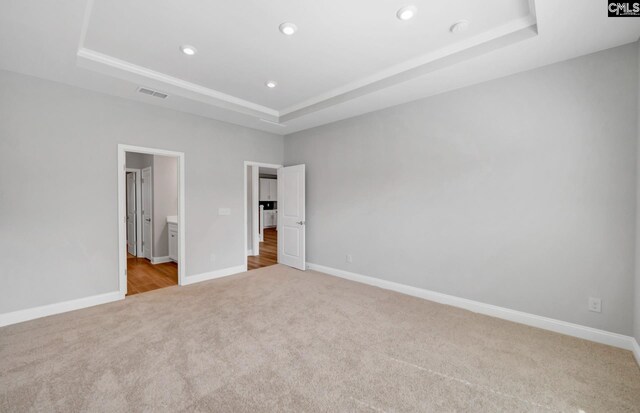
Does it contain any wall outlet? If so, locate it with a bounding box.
[210,254,216,263]
[346,254,353,263]
[588,297,601,313]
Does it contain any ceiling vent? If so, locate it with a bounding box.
[137,87,168,99]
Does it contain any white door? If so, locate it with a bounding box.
[142,167,153,260]
[277,165,305,270]
[126,172,137,255]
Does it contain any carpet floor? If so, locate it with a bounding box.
[1,264,639,412]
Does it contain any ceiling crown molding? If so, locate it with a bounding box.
[76,47,279,120]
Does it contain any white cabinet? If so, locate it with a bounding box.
[263,210,277,228]
[168,222,178,262]
[259,178,277,201]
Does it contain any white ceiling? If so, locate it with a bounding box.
[0,1,639,135]
[83,0,531,111]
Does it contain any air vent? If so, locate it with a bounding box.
[137,87,168,99]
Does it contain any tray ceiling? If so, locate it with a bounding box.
[0,1,639,134]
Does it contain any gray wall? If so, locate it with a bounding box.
[0,69,283,314]
[152,155,178,258]
[285,43,638,335]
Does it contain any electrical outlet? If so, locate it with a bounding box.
[588,297,601,313]
[346,254,353,263]
[210,254,216,263]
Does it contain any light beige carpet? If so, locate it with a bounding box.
[1,264,639,412]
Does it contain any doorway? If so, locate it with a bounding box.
[245,162,306,271]
[118,145,185,297]
[245,161,282,270]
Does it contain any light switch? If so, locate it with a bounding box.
[218,208,231,216]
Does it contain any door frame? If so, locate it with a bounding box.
[125,168,143,257]
[118,144,186,296]
[244,161,283,262]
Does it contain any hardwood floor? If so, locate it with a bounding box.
[127,254,178,296]
[248,227,278,270]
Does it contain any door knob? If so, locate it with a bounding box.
[145,218,151,222]
[296,221,305,225]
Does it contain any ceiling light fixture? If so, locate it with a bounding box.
[450,20,470,33]
[396,5,417,21]
[279,22,298,36]
[265,81,278,88]
[180,45,197,56]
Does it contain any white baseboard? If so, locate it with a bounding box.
[306,263,636,352]
[247,249,253,256]
[151,256,173,264]
[182,265,247,286]
[0,264,247,328]
[632,338,640,367]
[0,291,124,328]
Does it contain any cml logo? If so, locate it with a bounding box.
[608,1,640,16]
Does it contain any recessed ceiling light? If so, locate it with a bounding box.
[396,5,417,21]
[265,81,277,88]
[450,20,470,33]
[279,22,298,36]
[180,45,197,56]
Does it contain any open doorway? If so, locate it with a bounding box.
[118,145,185,297]
[245,161,282,270]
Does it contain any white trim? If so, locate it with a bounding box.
[151,256,172,264]
[306,263,636,351]
[118,144,186,297]
[0,291,123,328]
[252,166,260,254]
[632,338,640,367]
[247,249,253,256]
[243,161,283,263]
[182,265,247,286]
[259,205,265,242]
[125,168,143,256]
